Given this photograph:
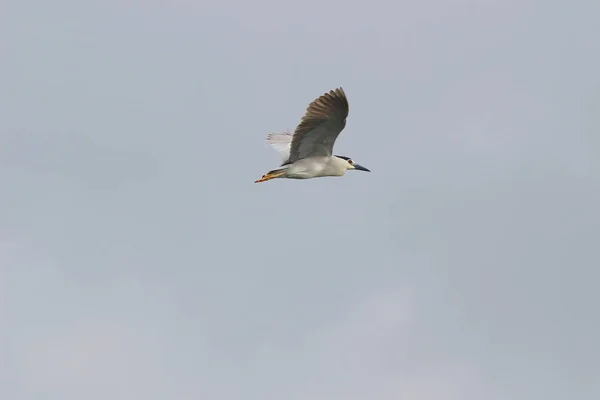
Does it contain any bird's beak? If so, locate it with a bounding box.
[353,163,370,172]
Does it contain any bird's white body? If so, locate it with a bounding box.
[255,87,370,183]
[278,156,350,179]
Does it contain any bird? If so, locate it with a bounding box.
[255,87,370,183]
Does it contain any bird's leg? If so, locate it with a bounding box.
[254,169,286,183]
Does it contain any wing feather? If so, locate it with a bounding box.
[266,131,293,162]
[286,88,349,164]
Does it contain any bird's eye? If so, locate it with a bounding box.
[348,159,353,164]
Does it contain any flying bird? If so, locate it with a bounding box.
[255,87,370,183]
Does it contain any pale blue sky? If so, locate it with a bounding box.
[1,1,599,399]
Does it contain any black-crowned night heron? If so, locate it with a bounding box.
[255,87,370,183]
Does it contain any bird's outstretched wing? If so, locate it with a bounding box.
[266,131,293,162]
[285,88,349,164]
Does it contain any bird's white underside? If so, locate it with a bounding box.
[284,156,349,178]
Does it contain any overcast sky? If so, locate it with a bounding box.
[1,1,599,399]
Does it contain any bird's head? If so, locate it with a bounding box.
[335,155,371,172]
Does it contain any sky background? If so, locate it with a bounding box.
[1,0,599,399]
